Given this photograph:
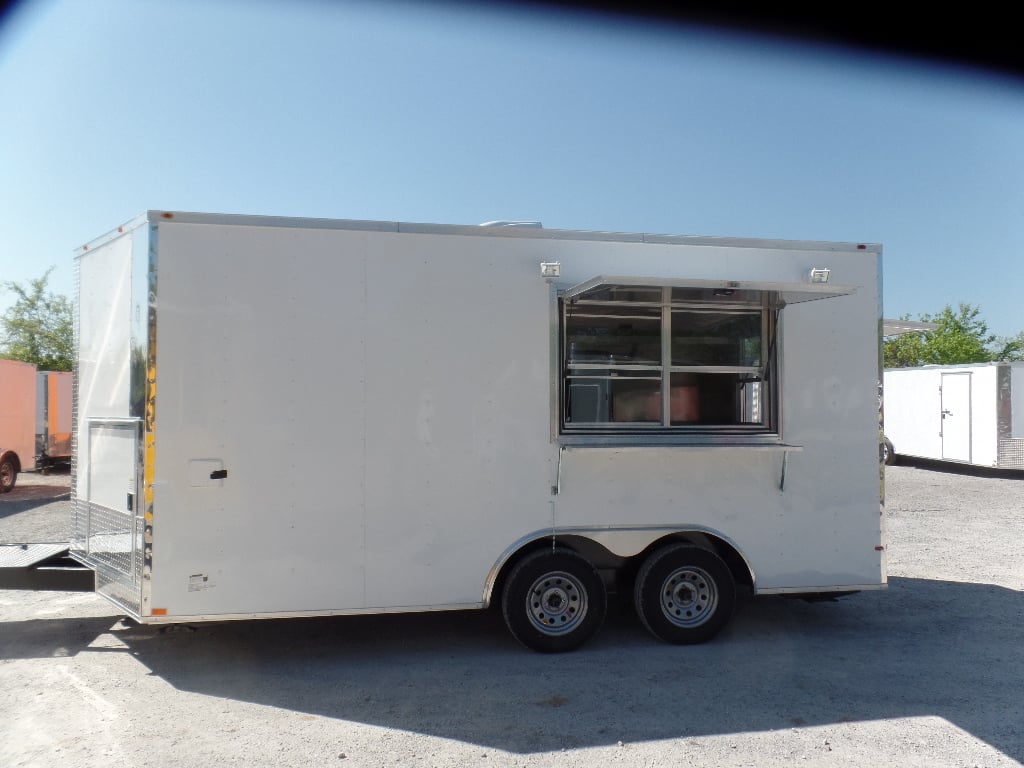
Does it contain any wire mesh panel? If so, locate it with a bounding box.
[77,420,142,616]
[96,567,142,617]
[998,438,1024,469]
[85,504,134,575]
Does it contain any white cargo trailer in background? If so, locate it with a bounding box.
[0,359,37,492]
[884,362,1024,469]
[70,211,885,652]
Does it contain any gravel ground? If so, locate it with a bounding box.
[0,469,71,544]
[1,462,1022,768]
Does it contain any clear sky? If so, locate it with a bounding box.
[2,0,1023,337]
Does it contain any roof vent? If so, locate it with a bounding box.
[478,220,543,228]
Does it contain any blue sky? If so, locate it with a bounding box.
[2,0,1024,337]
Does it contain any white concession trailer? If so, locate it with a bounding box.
[884,362,1024,469]
[71,211,885,652]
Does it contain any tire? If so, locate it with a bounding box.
[0,456,16,493]
[501,548,607,653]
[882,437,897,466]
[634,544,735,645]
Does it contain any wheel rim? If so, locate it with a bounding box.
[525,570,589,636]
[0,463,12,488]
[659,565,718,628]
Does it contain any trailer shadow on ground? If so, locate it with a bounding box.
[0,491,70,520]
[891,456,1024,480]
[0,471,71,520]
[7,575,1020,760]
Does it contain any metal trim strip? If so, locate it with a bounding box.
[141,221,159,616]
[74,212,148,257]
[756,583,887,595]
[997,362,1012,442]
[72,211,881,254]
[563,275,857,304]
[134,602,487,625]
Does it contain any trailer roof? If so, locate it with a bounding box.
[882,319,939,337]
[75,210,883,257]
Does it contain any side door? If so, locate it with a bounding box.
[84,419,142,586]
[940,372,972,462]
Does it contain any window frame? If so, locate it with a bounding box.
[557,283,781,441]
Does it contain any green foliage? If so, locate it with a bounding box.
[991,332,1024,362]
[0,269,73,371]
[883,303,997,368]
[883,317,927,368]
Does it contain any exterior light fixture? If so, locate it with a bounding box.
[540,262,561,278]
[808,268,830,284]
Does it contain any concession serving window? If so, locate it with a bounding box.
[559,276,855,438]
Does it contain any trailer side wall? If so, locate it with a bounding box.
[145,220,881,618]
[73,212,884,623]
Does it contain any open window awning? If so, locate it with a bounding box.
[563,275,857,305]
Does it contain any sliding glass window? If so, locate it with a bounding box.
[562,285,777,435]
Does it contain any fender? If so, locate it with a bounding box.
[482,524,757,605]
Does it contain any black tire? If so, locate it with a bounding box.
[501,548,607,653]
[0,456,16,493]
[882,437,897,466]
[634,544,735,645]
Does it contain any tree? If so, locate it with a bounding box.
[883,303,995,368]
[991,332,1024,362]
[883,317,927,368]
[0,269,73,371]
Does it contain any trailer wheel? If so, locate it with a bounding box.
[882,437,897,466]
[0,456,16,493]
[634,544,734,645]
[501,548,606,653]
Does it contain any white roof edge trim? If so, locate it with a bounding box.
[478,220,544,228]
[74,211,882,254]
[562,275,858,304]
[74,212,149,257]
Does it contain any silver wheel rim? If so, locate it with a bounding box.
[659,565,718,628]
[525,570,588,636]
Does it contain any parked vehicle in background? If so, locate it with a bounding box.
[35,370,72,473]
[0,359,37,492]
[884,362,1024,469]
[0,360,73,491]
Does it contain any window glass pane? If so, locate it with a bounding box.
[671,311,762,367]
[671,287,763,304]
[566,305,662,366]
[577,285,662,303]
[566,377,661,424]
[670,372,765,426]
[560,286,775,435]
